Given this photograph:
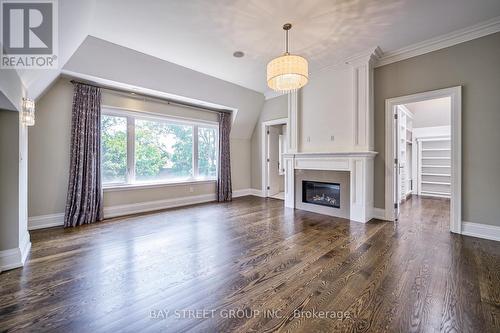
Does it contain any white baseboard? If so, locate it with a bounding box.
[249,188,265,197]
[29,213,65,230]
[462,221,500,242]
[372,207,388,221]
[232,188,256,198]
[104,193,217,218]
[29,188,261,230]
[0,231,31,272]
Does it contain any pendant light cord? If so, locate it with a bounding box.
[283,23,292,55]
[285,29,289,54]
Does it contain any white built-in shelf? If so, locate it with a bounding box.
[422,157,451,160]
[419,137,450,142]
[418,136,451,199]
[422,148,450,152]
[422,165,450,168]
[421,190,451,197]
[421,181,451,185]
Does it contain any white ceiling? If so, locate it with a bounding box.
[405,97,451,128]
[88,0,500,94]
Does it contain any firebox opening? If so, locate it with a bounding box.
[302,181,340,209]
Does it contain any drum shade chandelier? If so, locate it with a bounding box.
[267,23,309,92]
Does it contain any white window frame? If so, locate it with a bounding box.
[101,106,219,190]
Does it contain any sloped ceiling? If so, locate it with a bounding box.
[63,36,264,139]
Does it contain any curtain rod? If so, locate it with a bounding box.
[69,79,233,115]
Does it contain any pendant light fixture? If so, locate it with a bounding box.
[267,23,309,92]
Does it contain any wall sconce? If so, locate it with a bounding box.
[22,97,35,126]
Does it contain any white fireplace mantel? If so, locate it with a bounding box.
[283,151,377,223]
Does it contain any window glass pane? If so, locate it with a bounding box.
[101,115,127,184]
[135,119,193,182]
[198,127,218,179]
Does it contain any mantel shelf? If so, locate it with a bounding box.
[283,151,378,159]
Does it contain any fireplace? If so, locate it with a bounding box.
[302,181,340,209]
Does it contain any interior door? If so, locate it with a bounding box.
[267,126,281,196]
[394,106,401,220]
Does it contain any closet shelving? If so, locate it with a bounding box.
[417,137,451,198]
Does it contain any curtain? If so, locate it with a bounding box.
[64,82,103,227]
[217,112,232,202]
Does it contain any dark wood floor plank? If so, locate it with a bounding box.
[0,196,499,333]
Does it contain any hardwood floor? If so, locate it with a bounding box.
[0,196,499,332]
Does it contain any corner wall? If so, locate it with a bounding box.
[374,32,500,227]
[250,94,288,190]
[0,111,20,251]
[0,110,30,271]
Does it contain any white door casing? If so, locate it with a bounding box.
[261,118,289,197]
[384,86,461,233]
[267,126,281,196]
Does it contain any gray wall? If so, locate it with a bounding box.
[250,94,288,189]
[29,78,252,217]
[0,110,20,250]
[374,32,500,226]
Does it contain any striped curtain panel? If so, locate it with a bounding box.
[64,82,104,227]
[217,112,232,202]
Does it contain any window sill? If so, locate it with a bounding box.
[103,179,217,192]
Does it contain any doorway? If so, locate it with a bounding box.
[261,118,288,199]
[385,87,462,233]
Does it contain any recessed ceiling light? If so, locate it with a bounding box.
[233,51,244,58]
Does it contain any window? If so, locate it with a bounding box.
[101,109,218,187]
[102,115,127,184]
[198,127,218,179]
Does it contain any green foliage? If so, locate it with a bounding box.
[101,115,127,183]
[198,127,217,177]
[102,115,217,183]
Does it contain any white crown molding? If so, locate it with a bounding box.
[344,46,381,65]
[376,16,500,67]
[462,221,500,242]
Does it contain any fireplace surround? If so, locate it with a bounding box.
[283,151,377,223]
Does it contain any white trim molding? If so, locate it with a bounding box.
[103,193,217,218]
[0,231,31,272]
[249,188,265,197]
[261,118,289,198]
[283,151,377,223]
[376,16,500,67]
[29,213,65,230]
[385,86,462,233]
[28,189,262,230]
[462,222,500,242]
